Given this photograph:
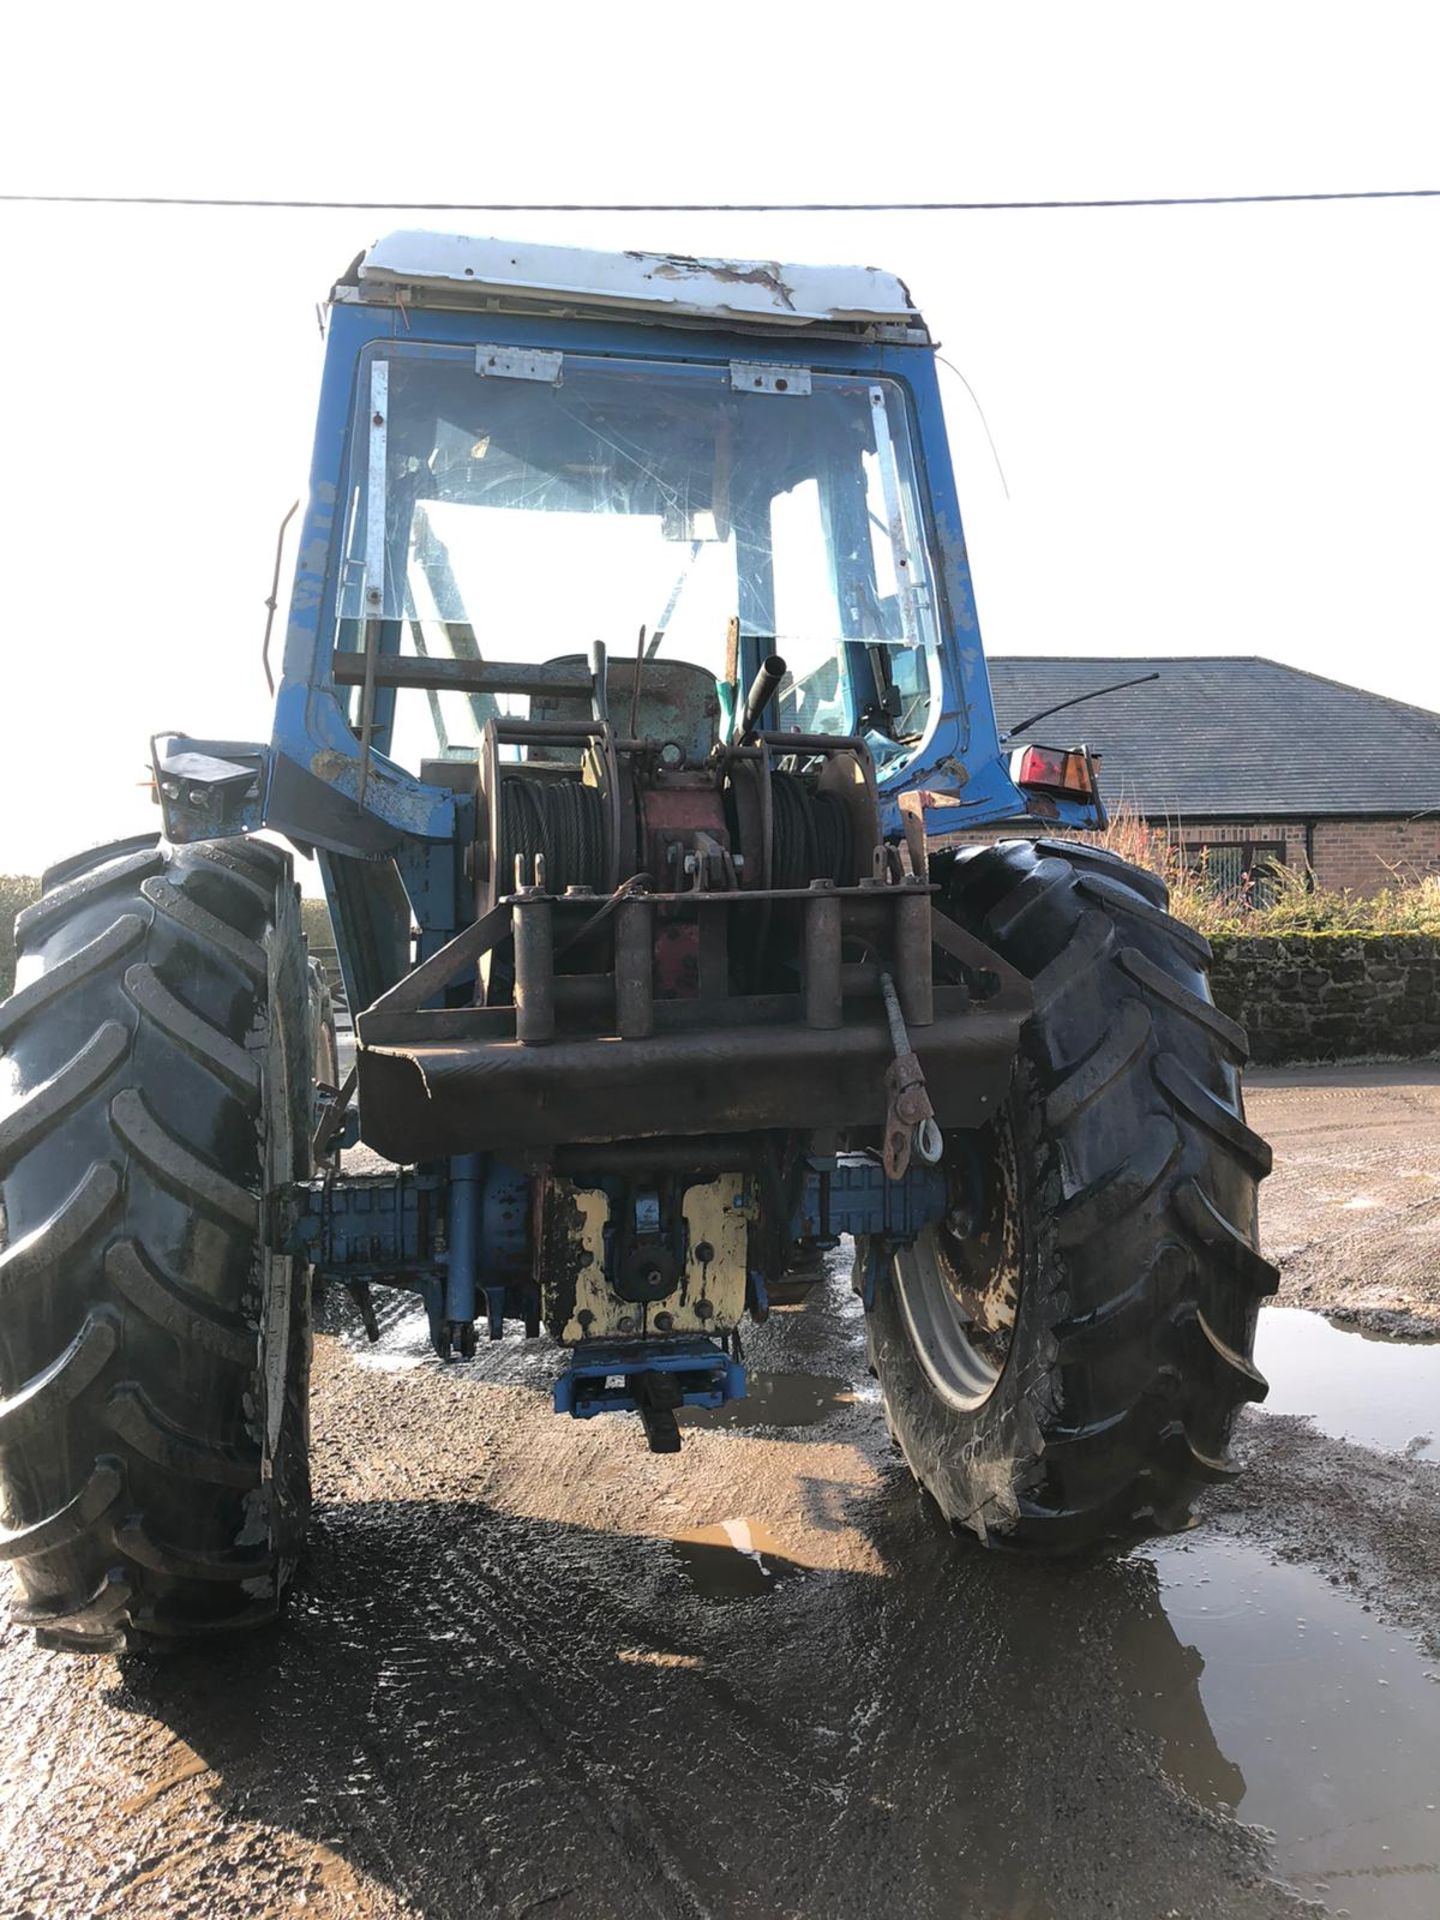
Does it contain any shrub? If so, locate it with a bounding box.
[300,896,335,951]
[0,876,41,999]
[1081,804,1440,938]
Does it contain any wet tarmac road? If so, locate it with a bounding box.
[4,1069,1440,1919]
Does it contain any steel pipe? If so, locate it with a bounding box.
[357,985,1027,1160]
[615,893,655,1039]
[895,885,934,1028]
[512,893,556,1045]
[735,653,787,745]
[803,882,843,1029]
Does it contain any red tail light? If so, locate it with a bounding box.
[1011,743,1098,798]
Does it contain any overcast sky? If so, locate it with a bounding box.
[1,1,1437,875]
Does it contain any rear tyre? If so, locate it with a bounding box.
[0,835,315,1648]
[864,837,1278,1554]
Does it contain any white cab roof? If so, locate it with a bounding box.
[352,231,924,333]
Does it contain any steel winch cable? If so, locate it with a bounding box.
[498,774,608,895]
[769,772,855,890]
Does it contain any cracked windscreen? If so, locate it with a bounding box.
[334,345,939,765]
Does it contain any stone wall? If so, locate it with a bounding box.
[1210,933,1440,1065]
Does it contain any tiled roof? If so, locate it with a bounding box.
[987,656,1440,819]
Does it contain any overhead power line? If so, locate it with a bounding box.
[1,187,1440,214]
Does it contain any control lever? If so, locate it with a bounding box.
[879,971,943,1181]
[734,652,787,745]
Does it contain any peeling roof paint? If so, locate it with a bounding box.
[355,231,923,331]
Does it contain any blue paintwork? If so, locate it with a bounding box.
[554,1339,746,1419]
[291,1155,948,1283]
[480,1159,532,1277]
[289,1168,446,1278]
[793,1155,947,1244]
[445,1153,483,1330]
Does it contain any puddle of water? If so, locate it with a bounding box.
[678,1371,855,1430]
[1145,1533,1440,1917]
[1256,1307,1440,1460]
[672,1518,789,1601]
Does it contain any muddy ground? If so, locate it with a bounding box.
[1258,1062,1440,1336]
[3,1066,1440,1920]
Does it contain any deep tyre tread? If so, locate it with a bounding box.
[0,835,314,1649]
[1073,869,1213,964]
[182,841,282,912]
[110,1087,256,1227]
[1115,947,1249,1058]
[0,1313,121,1443]
[0,918,147,1044]
[0,1460,124,1560]
[104,1384,261,1487]
[866,836,1277,1554]
[15,1565,134,1635]
[1029,835,1171,909]
[16,849,165,946]
[40,833,161,895]
[104,1238,257,1366]
[0,1025,132,1166]
[140,875,268,981]
[122,961,261,1099]
[0,1165,122,1304]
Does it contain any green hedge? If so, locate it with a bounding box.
[0,876,40,999]
[300,897,335,951]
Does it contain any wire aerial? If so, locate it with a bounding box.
[1,188,1439,214]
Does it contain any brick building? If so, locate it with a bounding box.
[984,657,1440,897]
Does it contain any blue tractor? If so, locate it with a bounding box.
[0,233,1274,1649]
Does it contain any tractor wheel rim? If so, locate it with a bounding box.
[891,1232,1003,1412]
[891,1119,1023,1413]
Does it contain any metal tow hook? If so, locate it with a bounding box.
[879,971,944,1181]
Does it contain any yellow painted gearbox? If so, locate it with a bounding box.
[541,1174,752,1344]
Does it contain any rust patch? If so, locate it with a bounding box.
[310,748,357,786]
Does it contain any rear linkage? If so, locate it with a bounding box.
[274,1149,947,1449]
